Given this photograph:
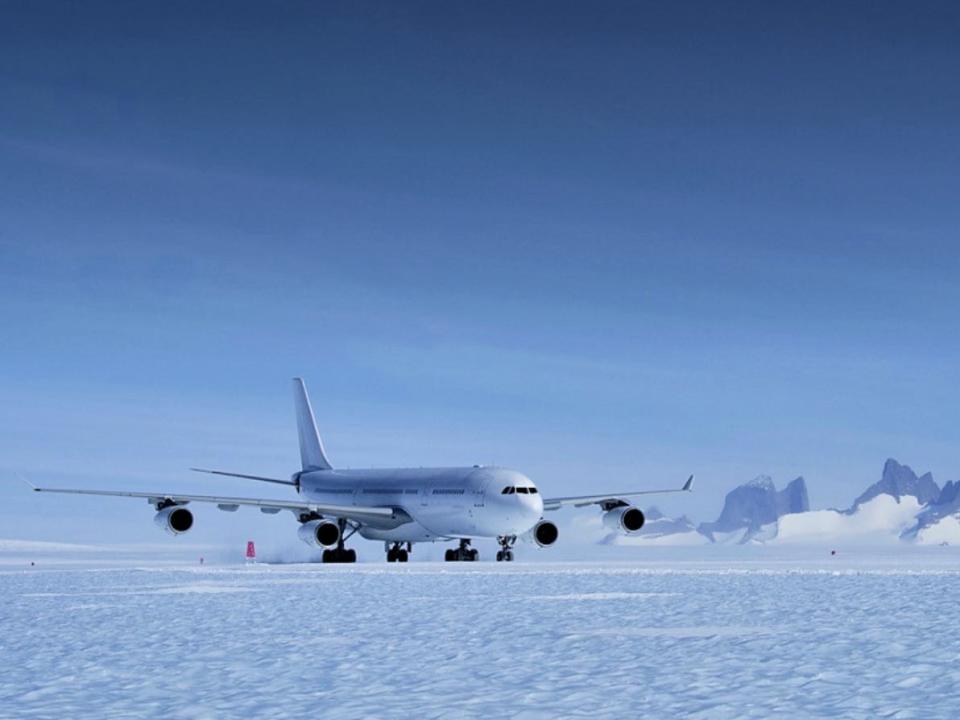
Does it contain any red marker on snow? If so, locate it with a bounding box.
[246,541,256,563]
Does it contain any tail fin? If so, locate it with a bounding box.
[292,378,333,471]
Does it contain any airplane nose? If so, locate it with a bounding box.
[523,494,543,523]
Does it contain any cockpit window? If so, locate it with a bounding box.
[517,487,529,494]
[528,487,538,494]
[502,486,515,494]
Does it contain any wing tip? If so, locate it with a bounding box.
[16,472,39,491]
[683,474,695,492]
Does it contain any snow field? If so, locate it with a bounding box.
[2,562,959,719]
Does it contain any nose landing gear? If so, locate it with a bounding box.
[496,535,516,562]
[386,542,411,562]
[444,538,479,561]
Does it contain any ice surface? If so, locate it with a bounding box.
[614,529,709,546]
[3,554,960,719]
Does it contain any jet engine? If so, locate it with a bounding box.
[602,505,645,534]
[521,519,559,547]
[154,505,194,535]
[297,518,341,548]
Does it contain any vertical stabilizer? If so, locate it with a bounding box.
[292,378,333,471]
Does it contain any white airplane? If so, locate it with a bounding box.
[30,378,694,563]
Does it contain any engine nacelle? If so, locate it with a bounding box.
[602,505,645,534]
[521,519,559,548]
[297,519,341,548]
[154,506,194,535]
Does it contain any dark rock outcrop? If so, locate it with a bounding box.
[698,476,809,542]
[935,480,960,508]
[851,459,940,510]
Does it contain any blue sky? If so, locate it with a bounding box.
[2,2,960,545]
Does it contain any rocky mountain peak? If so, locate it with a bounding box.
[852,458,940,510]
[697,476,810,542]
[747,475,775,491]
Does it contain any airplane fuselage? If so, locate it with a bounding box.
[299,466,543,542]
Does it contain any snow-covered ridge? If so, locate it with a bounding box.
[611,458,960,547]
[903,478,960,545]
[0,539,106,553]
[0,538,225,568]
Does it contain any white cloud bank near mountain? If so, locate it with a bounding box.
[762,495,923,545]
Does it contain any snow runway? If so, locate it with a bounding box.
[3,561,958,719]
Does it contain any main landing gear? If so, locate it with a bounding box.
[496,535,516,562]
[322,547,356,563]
[322,519,357,563]
[386,542,411,562]
[445,539,479,562]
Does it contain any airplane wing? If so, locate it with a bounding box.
[542,475,694,511]
[189,467,297,486]
[27,484,400,524]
